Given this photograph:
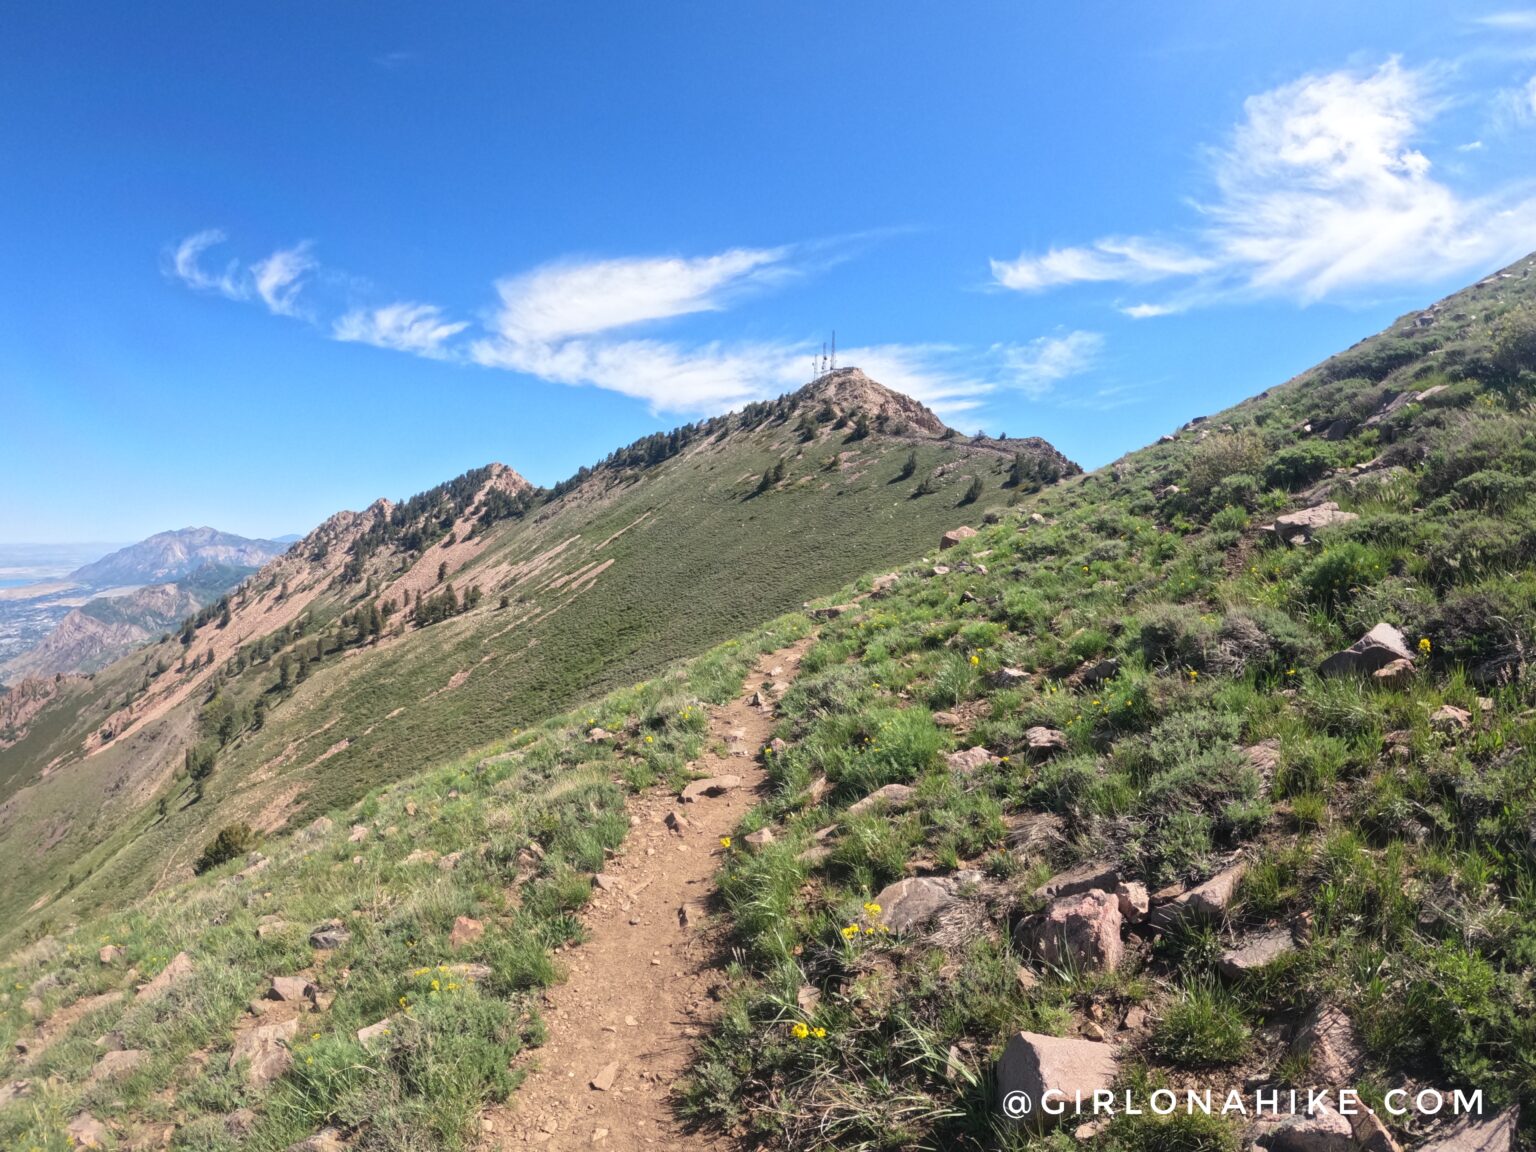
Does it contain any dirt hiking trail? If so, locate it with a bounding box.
[484,637,813,1150]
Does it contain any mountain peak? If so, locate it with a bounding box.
[794,367,948,436]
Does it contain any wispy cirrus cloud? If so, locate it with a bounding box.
[333,302,469,358]
[168,230,317,318]
[169,234,1105,418]
[994,58,1536,314]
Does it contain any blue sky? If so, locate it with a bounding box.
[4,3,1536,542]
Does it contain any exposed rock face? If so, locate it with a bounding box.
[1034,862,1120,903]
[230,1018,297,1086]
[996,1031,1118,1125]
[1373,658,1416,688]
[67,1113,111,1148]
[873,877,956,933]
[1318,623,1414,678]
[268,976,314,1002]
[797,367,949,437]
[743,828,775,850]
[1114,881,1149,922]
[357,1019,393,1047]
[1017,890,1123,973]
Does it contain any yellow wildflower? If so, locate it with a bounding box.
[841,924,860,940]
[791,1021,810,1039]
[812,1026,827,1038]
[720,836,732,849]
[863,902,881,916]
[1419,637,1432,654]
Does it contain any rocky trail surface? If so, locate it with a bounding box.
[483,637,813,1150]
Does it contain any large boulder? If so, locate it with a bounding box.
[940,526,978,550]
[945,746,997,774]
[1318,623,1414,678]
[1016,890,1123,973]
[873,877,956,933]
[1033,862,1119,903]
[230,1018,297,1086]
[1266,502,1359,545]
[996,1031,1118,1126]
[1024,726,1068,759]
[1217,928,1295,978]
[1264,1100,1355,1152]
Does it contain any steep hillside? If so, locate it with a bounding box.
[0,371,1075,931]
[1,257,1534,1152]
[66,528,287,588]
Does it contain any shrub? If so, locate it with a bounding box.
[1264,444,1338,491]
[1186,432,1265,499]
[1137,603,1216,672]
[1301,542,1381,615]
[193,822,260,873]
[1150,980,1251,1067]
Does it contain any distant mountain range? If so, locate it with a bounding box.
[0,528,288,682]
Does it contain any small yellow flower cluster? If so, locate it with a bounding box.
[789,1021,827,1040]
[1419,637,1432,654]
[841,901,890,941]
[719,836,732,849]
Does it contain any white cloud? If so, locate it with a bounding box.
[250,243,316,317]
[1475,10,1536,29]
[169,231,316,317]
[169,229,248,300]
[1121,301,1185,319]
[487,249,789,344]
[333,302,469,358]
[999,332,1105,398]
[992,239,1214,292]
[993,59,1536,309]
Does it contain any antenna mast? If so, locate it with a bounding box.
[830,331,837,372]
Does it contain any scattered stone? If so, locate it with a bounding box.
[940,526,978,550]
[1017,890,1123,973]
[1430,704,1472,733]
[283,1129,344,1152]
[0,1080,31,1107]
[224,1108,257,1137]
[308,921,351,950]
[1076,658,1121,686]
[1244,740,1282,780]
[931,564,951,576]
[268,976,315,1002]
[402,848,439,866]
[873,876,957,933]
[405,800,418,817]
[993,667,1030,688]
[996,1031,1118,1126]
[437,850,464,871]
[1149,860,1248,930]
[67,1113,111,1149]
[678,899,707,929]
[592,872,621,892]
[806,775,830,805]
[847,782,916,817]
[1217,928,1296,978]
[1373,658,1416,688]
[665,810,690,834]
[356,1018,393,1047]
[590,1060,621,1091]
[1122,1005,1147,1031]
[1266,502,1359,546]
[743,828,776,850]
[449,916,484,949]
[1114,880,1150,922]
[1024,726,1068,758]
[810,602,856,620]
[1318,623,1414,678]
[870,573,900,595]
[796,985,821,1013]
[136,951,194,999]
[1034,861,1120,903]
[932,711,961,728]
[1416,1110,1517,1152]
[1014,966,1040,993]
[230,1018,297,1087]
[256,917,289,939]
[99,944,124,965]
[586,726,614,742]
[681,777,740,804]
[347,824,369,844]
[797,845,832,866]
[89,1048,147,1082]
[1289,1004,1363,1085]
[946,746,996,774]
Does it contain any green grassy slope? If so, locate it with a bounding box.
[0,371,1074,935]
[685,254,1536,1149]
